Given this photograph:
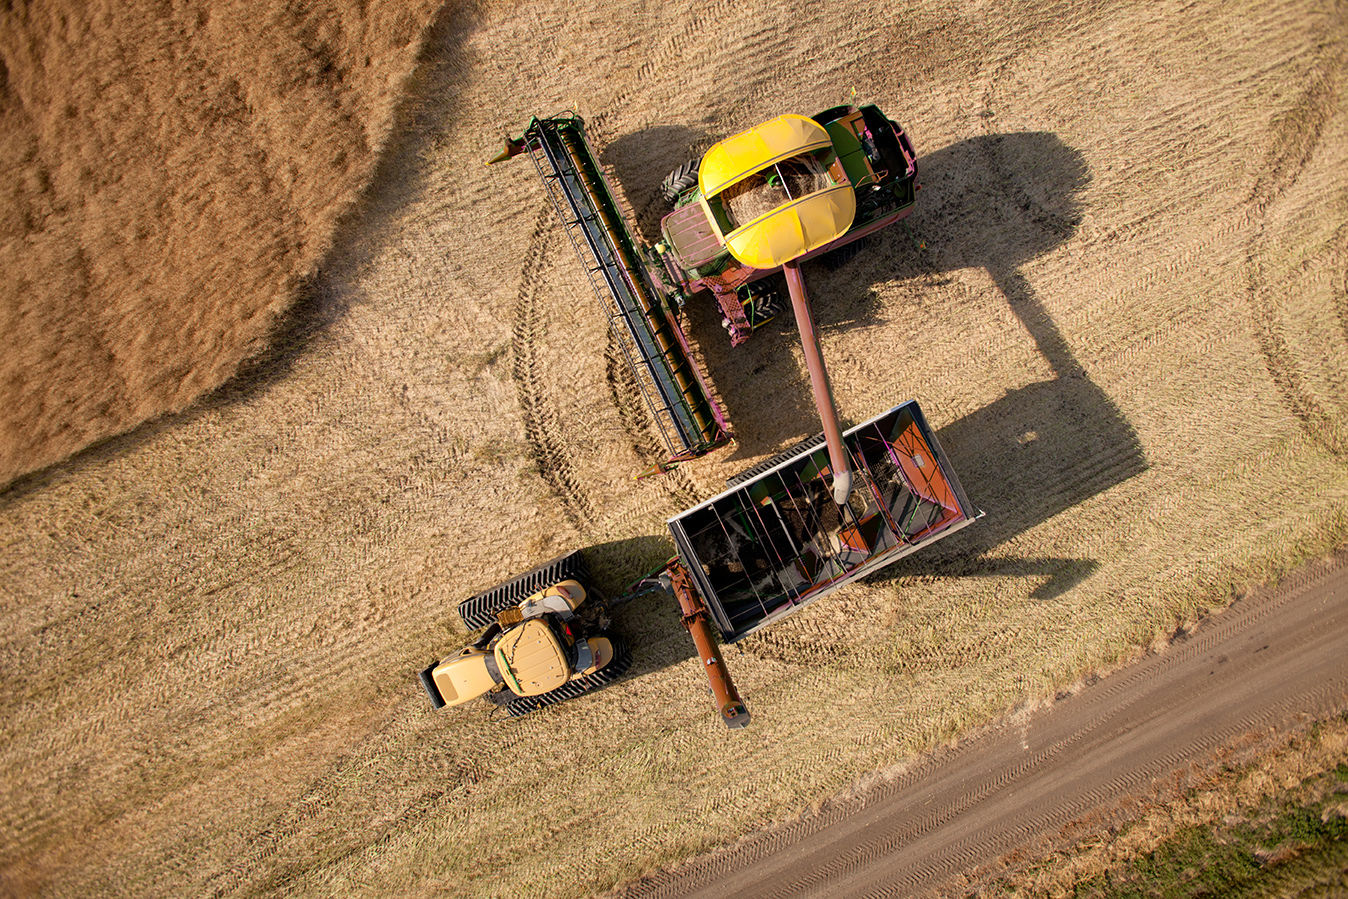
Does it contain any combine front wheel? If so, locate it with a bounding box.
[660,158,700,206]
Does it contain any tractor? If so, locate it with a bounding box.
[418,551,631,718]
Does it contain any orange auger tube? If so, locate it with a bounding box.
[668,564,751,729]
[784,259,853,505]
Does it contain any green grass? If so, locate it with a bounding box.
[1072,764,1348,898]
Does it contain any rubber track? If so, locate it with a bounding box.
[504,635,633,717]
[456,550,591,630]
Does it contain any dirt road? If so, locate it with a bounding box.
[615,552,1348,897]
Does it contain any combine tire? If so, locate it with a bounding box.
[739,276,786,327]
[457,549,593,630]
[504,635,633,717]
[726,431,827,488]
[660,158,700,206]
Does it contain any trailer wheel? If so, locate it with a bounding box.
[457,549,593,630]
[660,158,700,206]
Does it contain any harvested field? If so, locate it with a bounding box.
[2,0,1347,897]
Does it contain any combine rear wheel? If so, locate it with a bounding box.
[660,158,700,206]
[504,635,633,717]
[457,549,593,630]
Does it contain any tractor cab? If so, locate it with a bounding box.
[492,617,574,695]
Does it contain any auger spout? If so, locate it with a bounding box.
[783,259,852,505]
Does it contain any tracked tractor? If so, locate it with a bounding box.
[491,105,918,502]
[419,551,631,718]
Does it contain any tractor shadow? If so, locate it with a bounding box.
[582,534,702,674]
[601,129,1146,602]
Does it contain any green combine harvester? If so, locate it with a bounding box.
[490,104,919,487]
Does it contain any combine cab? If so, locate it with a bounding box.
[658,107,918,346]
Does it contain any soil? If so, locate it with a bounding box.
[1,1,1346,896]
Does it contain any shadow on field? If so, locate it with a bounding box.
[600,129,1147,599]
[601,125,709,242]
[584,534,703,674]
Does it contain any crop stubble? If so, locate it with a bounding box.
[1,0,1346,896]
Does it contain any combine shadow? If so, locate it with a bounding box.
[601,125,709,243]
[602,129,1145,601]
[867,133,1145,598]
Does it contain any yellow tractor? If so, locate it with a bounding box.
[419,551,630,717]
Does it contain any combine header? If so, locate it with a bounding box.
[494,116,728,465]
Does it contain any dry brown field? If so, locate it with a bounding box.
[0,0,440,485]
[2,0,1347,896]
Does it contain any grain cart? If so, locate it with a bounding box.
[418,550,631,718]
[489,105,918,487]
[418,400,975,727]
[664,399,976,726]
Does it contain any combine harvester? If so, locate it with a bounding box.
[488,104,919,493]
[419,107,975,728]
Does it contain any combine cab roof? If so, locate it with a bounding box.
[698,113,856,269]
[722,186,856,269]
[698,114,834,197]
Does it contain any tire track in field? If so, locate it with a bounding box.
[1246,18,1348,460]
[604,332,703,511]
[610,549,1348,898]
[511,206,596,527]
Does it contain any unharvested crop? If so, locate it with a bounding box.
[0,0,443,486]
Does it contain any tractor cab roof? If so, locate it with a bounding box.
[698,114,856,269]
[494,618,571,696]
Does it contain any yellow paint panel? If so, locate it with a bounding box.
[723,184,857,269]
[699,114,834,198]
